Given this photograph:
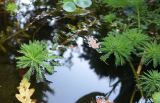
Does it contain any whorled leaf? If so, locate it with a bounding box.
[137,70,160,97]
[16,41,60,82]
[5,2,18,13]
[99,31,134,65]
[140,42,160,68]
[123,29,150,49]
[152,92,160,103]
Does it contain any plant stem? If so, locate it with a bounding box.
[130,88,136,103]
[137,7,141,29]
[128,60,138,81]
[128,60,143,97]
[137,58,143,75]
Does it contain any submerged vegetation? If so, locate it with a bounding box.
[0,0,160,102]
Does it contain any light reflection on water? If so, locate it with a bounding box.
[45,38,120,103]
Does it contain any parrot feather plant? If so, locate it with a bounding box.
[16,41,60,82]
[97,0,160,102]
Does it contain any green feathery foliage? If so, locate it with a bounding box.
[5,2,18,13]
[138,70,160,97]
[103,0,144,8]
[99,28,150,66]
[103,13,116,23]
[152,92,160,103]
[16,41,60,82]
[140,42,160,68]
[123,29,150,49]
[100,31,133,65]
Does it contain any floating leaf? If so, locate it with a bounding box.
[63,2,76,12]
[87,36,100,49]
[74,0,92,8]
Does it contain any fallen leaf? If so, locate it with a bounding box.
[87,36,100,49]
[16,78,36,103]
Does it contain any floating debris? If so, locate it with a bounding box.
[87,36,100,49]
[15,78,36,103]
[96,96,114,103]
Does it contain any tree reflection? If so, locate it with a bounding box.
[0,64,19,103]
[79,43,141,103]
[0,0,142,102]
[31,80,54,103]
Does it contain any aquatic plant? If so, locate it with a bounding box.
[138,70,160,97]
[62,0,92,12]
[0,0,160,102]
[152,92,160,103]
[63,1,76,12]
[5,2,17,13]
[103,13,116,23]
[103,0,144,8]
[140,42,160,68]
[16,41,60,82]
[99,28,150,65]
[74,0,92,8]
[100,31,133,65]
[123,29,150,49]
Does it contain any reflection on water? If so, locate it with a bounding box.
[0,0,146,102]
[45,38,120,103]
[0,64,19,103]
[0,38,121,103]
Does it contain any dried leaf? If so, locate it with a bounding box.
[16,78,36,103]
[87,36,100,49]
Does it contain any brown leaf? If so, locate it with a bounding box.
[87,36,100,49]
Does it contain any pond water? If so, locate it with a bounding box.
[0,38,146,103]
[0,38,121,103]
[0,0,150,103]
[45,38,120,103]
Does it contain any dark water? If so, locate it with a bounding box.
[0,0,147,103]
[0,38,145,103]
[0,38,120,103]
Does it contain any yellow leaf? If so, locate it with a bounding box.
[15,78,36,103]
